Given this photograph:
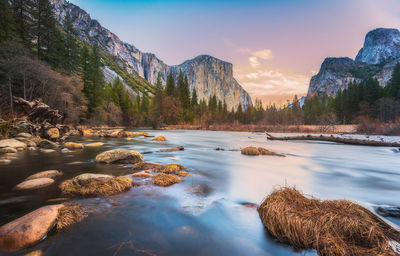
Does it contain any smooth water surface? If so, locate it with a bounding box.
[1,130,400,256]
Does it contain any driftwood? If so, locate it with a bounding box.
[265,132,400,147]
[13,97,62,125]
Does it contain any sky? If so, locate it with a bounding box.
[69,0,400,106]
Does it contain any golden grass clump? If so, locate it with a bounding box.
[258,147,285,157]
[241,146,260,155]
[152,136,167,141]
[59,176,132,197]
[152,173,181,187]
[55,203,85,231]
[133,162,161,170]
[258,187,400,256]
[155,164,185,174]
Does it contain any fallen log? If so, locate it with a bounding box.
[265,132,400,147]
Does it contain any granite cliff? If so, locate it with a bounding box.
[308,28,400,97]
[51,0,252,109]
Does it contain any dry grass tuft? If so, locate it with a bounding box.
[258,147,285,157]
[258,187,400,256]
[60,176,132,197]
[241,147,260,156]
[55,203,86,231]
[152,173,181,187]
[152,136,167,141]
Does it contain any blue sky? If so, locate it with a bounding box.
[69,0,400,104]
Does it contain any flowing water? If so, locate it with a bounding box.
[1,130,400,256]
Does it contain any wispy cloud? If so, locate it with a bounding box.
[248,57,261,67]
[252,49,273,60]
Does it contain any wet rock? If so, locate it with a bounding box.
[95,150,144,164]
[376,206,400,218]
[25,170,63,180]
[85,142,104,147]
[38,139,59,149]
[258,147,285,157]
[160,146,184,152]
[40,149,55,153]
[28,147,37,151]
[120,131,135,137]
[15,178,55,190]
[134,132,148,137]
[82,129,95,136]
[0,139,27,150]
[0,159,11,165]
[0,204,63,251]
[64,142,84,150]
[46,128,60,139]
[60,173,132,197]
[16,132,32,139]
[178,171,190,177]
[131,172,153,178]
[153,173,181,187]
[0,147,18,154]
[133,162,162,170]
[24,140,37,147]
[153,136,167,141]
[241,147,260,156]
[215,147,225,151]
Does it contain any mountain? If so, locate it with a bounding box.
[51,0,252,109]
[308,28,400,97]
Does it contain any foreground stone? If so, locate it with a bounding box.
[14,178,55,190]
[25,170,63,181]
[153,136,167,141]
[60,173,132,197]
[85,142,104,147]
[241,147,260,155]
[64,142,84,150]
[0,139,27,150]
[153,173,181,187]
[133,162,185,175]
[95,150,144,164]
[0,204,64,251]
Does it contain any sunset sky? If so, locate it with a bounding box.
[70,0,400,106]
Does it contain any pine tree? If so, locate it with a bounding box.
[191,88,198,107]
[63,12,79,74]
[165,73,175,96]
[12,0,35,48]
[386,62,400,99]
[0,0,17,41]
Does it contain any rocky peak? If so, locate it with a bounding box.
[50,0,252,109]
[308,28,400,97]
[355,28,400,64]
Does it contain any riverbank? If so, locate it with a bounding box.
[164,124,357,134]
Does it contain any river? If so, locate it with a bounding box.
[1,130,400,255]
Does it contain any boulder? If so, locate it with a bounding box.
[25,170,63,180]
[85,142,104,148]
[0,147,18,154]
[38,139,59,149]
[0,204,64,251]
[14,178,55,190]
[153,173,181,187]
[0,139,27,150]
[64,142,84,150]
[241,147,260,156]
[46,128,60,139]
[153,136,167,141]
[95,150,144,164]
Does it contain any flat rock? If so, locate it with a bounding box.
[25,170,63,181]
[15,178,55,190]
[131,172,153,178]
[0,147,18,154]
[16,133,32,138]
[160,146,184,152]
[95,150,144,164]
[0,204,64,251]
[85,142,104,147]
[64,142,84,150]
[0,139,27,150]
[40,149,55,153]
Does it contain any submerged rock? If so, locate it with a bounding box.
[0,204,64,251]
[153,173,181,187]
[25,170,63,181]
[64,142,84,150]
[95,150,144,164]
[376,206,400,218]
[131,172,153,178]
[60,173,132,197]
[15,178,55,190]
[160,146,184,152]
[153,136,167,141]
[85,142,104,147]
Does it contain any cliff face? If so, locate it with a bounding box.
[51,0,252,109]
[308,28,400,97]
